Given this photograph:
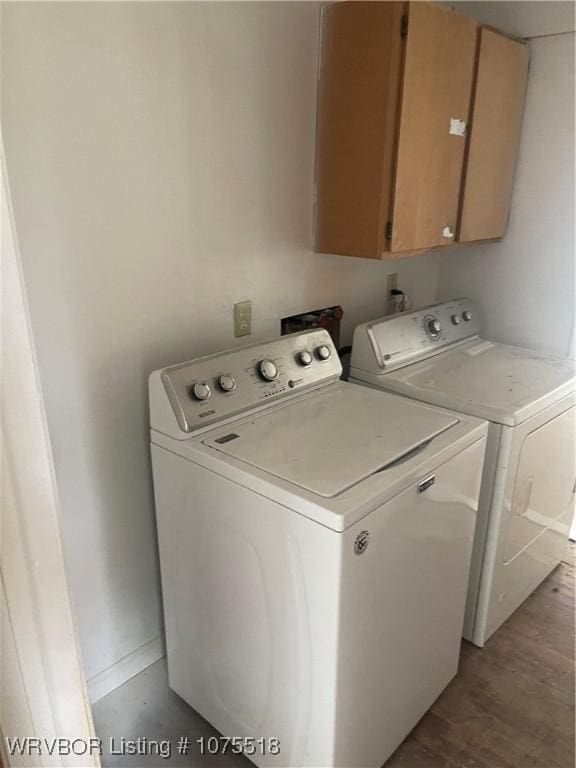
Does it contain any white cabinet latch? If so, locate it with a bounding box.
[449,118,467,136]
[442,225,455,240]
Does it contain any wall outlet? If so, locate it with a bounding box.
[387,273,398,294]
[234,300,252,337]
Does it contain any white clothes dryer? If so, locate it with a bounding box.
[350,298,575,647]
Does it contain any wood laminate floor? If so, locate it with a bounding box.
[93,549,575,768]
[387,554,575,768]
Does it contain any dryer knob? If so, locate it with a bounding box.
[462,310,473,322]
[191,382,211,401]
[297,350,313,366]
[426,318,441,337]
[451,314,461,325]
[316,344,332,361]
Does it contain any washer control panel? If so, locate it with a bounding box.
[351,298,481,375]
[160,329,341,433]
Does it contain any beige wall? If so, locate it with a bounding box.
[1,1,440,688]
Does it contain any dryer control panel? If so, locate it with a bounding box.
[154,329,342,434]
[351,298,482,375]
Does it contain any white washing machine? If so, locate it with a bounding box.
[350,298,576,648]
[149,329,487,768]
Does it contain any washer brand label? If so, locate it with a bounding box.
[198,409,216,419]
[354,530,370,555]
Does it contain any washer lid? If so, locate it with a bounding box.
[203,385,457,498]
[380,339,576,425]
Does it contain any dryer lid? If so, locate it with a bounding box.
[203,385,457,498]
[380,339,576,425]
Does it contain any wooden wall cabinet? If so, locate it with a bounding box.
[315,1,529,260]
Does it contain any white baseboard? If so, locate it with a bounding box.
[87,635,165,704]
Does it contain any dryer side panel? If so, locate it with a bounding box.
[462,422,503,641]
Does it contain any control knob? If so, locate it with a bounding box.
[425,318,441,338]
[191,381,211,401]
[462,310,473,322]
[219,374,236,392]
[316,344,332,361]
[297,350,313,366]
[258,359,279,382]
[451,314,461,325]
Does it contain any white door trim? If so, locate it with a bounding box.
[1,134,99,767]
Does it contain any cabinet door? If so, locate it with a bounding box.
[459,30,529,242]
[315,1,405,260]
[390,3,477,253]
